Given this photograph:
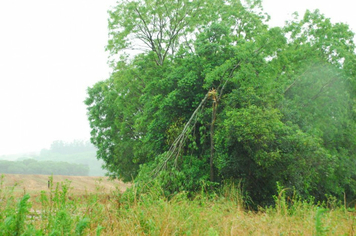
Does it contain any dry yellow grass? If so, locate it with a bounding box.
[1,174,355,235]
[1,173,130,194]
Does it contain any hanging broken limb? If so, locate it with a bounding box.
[153,92,209,176]
[153,60,241,178]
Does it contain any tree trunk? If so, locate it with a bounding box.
[210,100,217,183]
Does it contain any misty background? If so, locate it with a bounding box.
[0,0,355,175]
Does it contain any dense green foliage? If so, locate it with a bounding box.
[86,0,356,205]
[0,159,89,176]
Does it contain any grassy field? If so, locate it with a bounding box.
[1,173,129,195]
[0,174,355,235]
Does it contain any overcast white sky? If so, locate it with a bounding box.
[0,0,355,156]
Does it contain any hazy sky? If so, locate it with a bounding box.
[0,0,355,155]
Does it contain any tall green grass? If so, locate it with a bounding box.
[0,175,355,235]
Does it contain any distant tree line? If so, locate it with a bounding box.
[5,140,106,176]
[0,159,89,176]
[37,140,105,176]
[42,140,96,155]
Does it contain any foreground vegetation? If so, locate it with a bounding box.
[0,175,355,235]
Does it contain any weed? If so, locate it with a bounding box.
[0,175,354,235]
[315,207,329,235]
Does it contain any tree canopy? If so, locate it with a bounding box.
[86,0,356,205]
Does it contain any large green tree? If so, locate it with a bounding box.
[86,1,356,205]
